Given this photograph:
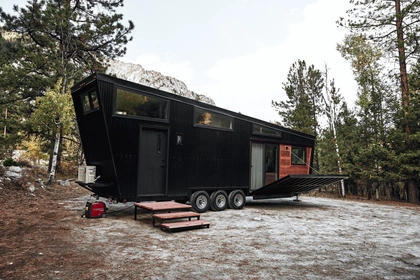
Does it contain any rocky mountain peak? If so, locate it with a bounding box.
[106,60,215,105]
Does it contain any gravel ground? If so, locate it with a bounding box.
[1,185,420,280]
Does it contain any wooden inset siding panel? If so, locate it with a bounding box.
[279,145,312,178]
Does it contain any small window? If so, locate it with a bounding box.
[194,107,233,130]
[115,88,168,120]
[291,146,306,165]
[80,90,100,114]
[91,91,99,109]
[253,124,282,137]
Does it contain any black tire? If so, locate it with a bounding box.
[191,191,210,213]
[210,190,228,211]
[228,190,246,209]
[189,192,197,205]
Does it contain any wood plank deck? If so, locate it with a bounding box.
[135,201,192,211]
[152,211,200,227]
[160,220,210,233]
[134,201,192,220]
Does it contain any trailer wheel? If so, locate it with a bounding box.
[191,191,210,213]
[228,190,245,209]
[210,190,228,211]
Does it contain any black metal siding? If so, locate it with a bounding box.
[72,81,120,198]
[72,73,316,202]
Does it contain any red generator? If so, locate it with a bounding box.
[83,201,107,218]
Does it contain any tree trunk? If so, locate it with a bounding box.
[314,147,320,172]
[331,102,345,197]
[395,0,410,134]
[48,131,61,184]
[4,107,7,136]
[394,0,419,204]
[407,179,419,204]
[367,181,372,200]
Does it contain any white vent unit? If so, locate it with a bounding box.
[77,166,96,183]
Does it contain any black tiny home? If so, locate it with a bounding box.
[72,73,345,212]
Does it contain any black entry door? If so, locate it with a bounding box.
[137,127,168,196]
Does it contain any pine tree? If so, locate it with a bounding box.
[388,61,420,202]
[0,0,134,182]
[273,60,324,135]
[272,60,324,170]
[338,0,419,119]
[0,30,33,156]
[338,0,420,203]
[338,34,400,200]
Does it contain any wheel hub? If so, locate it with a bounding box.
[216,195,226,207]
[196,195,208,209]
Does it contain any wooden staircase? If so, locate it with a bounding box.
[134,201,210,233]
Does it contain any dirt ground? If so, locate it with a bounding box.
[1,179,420,280]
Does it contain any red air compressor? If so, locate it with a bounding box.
[83,201,107,218]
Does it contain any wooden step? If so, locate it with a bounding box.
[152,211,201,227]
[134,201,192,220]
[160,220,210,233]
[136,201,192,212]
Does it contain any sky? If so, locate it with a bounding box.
[0,0,358,123]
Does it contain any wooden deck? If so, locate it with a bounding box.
[160,220,210,233]
[134,201,210,232]
[135,201,192,211]
[152,211,200,227]
[134,201,192,220]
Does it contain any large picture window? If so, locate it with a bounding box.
[115,88,168,120]
[291,146,306,165]
[194,107,233,130]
